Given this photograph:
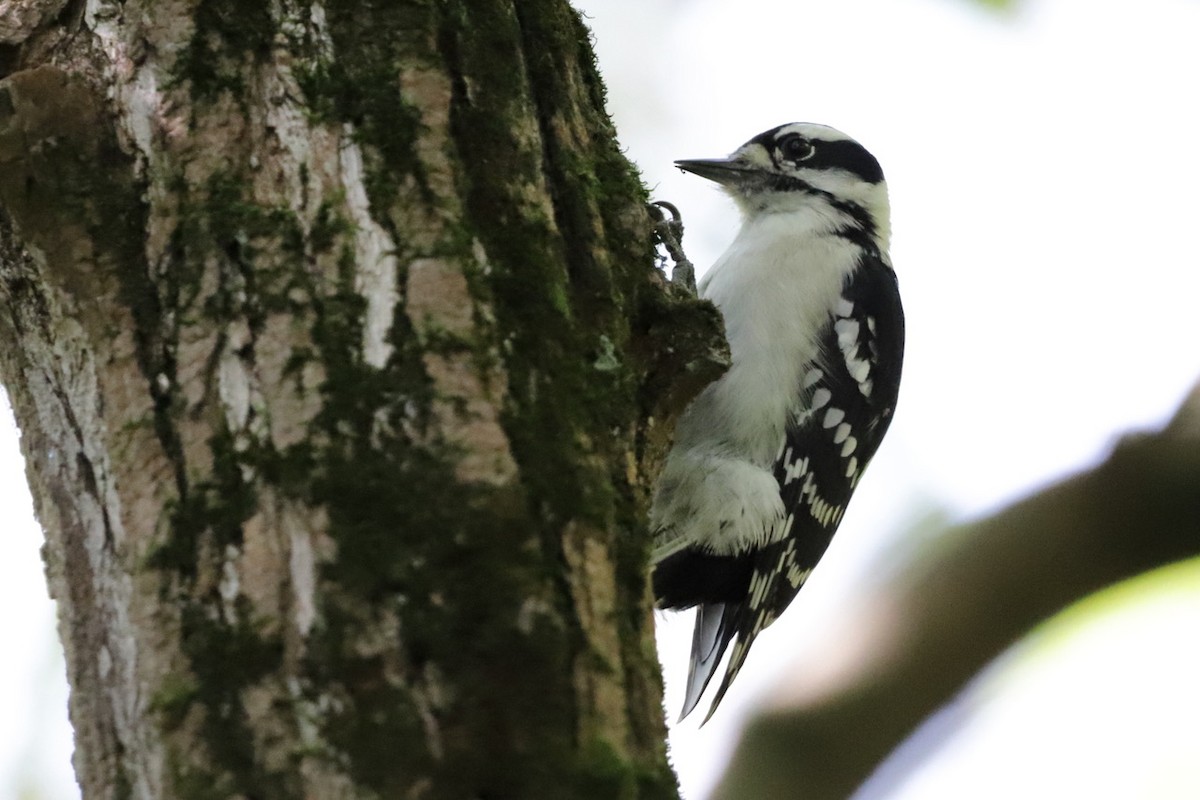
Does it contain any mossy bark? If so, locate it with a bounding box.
[0,2,725,799]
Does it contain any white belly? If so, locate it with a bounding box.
[651,209,862,556]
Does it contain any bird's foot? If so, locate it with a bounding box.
[648,200,697,295]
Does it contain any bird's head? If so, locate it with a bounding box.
[676,122,890,251]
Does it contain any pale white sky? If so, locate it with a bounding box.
[3,0,1200,797]
[0,397,76,800]
[580,0,1200,797]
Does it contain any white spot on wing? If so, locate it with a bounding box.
[811,388,831,410]
[845,456,859,478]
[787,564,813,588]
[784,452,808,485]
[835,318,860,347]
[823,408,845,428]
[841,436,857,457]
[833,423,851,444]
[749,570,770,608]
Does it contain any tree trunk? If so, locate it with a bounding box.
[0,2,724,798]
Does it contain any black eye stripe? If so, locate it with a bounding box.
[799,139,885,184]
[755,130,884,185]
[744,125,885,185]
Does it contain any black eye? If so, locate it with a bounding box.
[779,135,815,162]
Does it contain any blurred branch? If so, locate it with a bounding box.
[712,381,1200,800]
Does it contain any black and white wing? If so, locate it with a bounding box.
[686,254,905,721]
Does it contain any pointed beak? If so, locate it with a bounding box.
[674,157,754,186]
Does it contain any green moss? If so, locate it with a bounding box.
[146,422,258,576]
[452,87,641,567]
[150,674,202,731]
[148,169,295,551]
[112,766,134,800]
[126,0,691,794]
[310,195,355,255]
[577,738,640,800]
[142,167,323,796]
[152,600,291,800]
[295,282,587,796]
[174,0,276,101]
[315,665,431,788]
[294,2,428,207]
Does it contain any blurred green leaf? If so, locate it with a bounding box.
[968,0,1018,10]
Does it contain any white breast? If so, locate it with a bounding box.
[686,207,862,464]
[650,203,867,556]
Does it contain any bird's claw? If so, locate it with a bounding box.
[649,200,697,295]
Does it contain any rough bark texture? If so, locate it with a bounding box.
[0,2,725,798]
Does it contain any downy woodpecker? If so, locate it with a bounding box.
[651,123,904,721]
